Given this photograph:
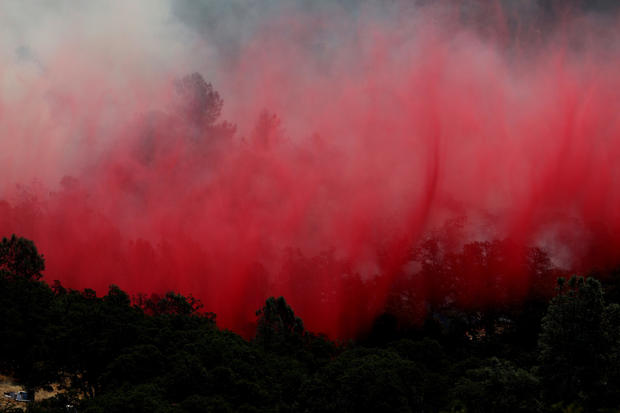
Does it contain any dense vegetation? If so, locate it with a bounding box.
[2,235,620,412]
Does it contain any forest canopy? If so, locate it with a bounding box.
[2,235,620,412]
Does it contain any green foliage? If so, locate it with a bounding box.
[538,276,620,410]
[300,347,423,412]
[0,234,45,280]
[4,236,620,412]
[134,291,209,317]
[0,261,56,397]
[538,277,604,406]
[452,357,541,413]
[602,302,620,406]
[50,285,145,398]
[255,296,305,353]
[81,383,173,413]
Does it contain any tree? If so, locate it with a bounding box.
[0,237,55,401]
[601,302,620,407]
[252,110,283,149]
[134,291,208,317]
[174,72,223,127]
[452,357,541,413]
[52,285,145,399]
[255,297,305,353]
[537,276,606,407]
[299,348,423,412]
[0,234,45,280]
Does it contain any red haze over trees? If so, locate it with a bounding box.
[0,2,619,337]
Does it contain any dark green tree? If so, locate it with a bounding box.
[299,348,423,412]
[52,285,144,399]
[134,291,207,317]
[0,235,55,401]
[255,297,305,353]
[538,276,607,408]
[452,357,541,413]
[0,234,45,280]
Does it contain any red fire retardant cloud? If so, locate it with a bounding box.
[1,6,619,338]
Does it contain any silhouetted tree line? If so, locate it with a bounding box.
[2,235,620,412]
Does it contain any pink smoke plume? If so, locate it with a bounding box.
[1,3,619,337]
